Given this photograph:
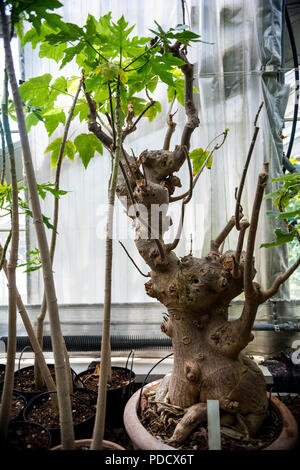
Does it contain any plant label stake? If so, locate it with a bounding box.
[207,400,221,450]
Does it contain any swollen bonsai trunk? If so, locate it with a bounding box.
[0,2,75,449]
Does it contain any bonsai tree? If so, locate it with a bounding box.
[11,6,300,448]
[74,17,300,445]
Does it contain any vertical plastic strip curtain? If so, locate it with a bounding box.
[22,0,289,306]
[187,0,290,297]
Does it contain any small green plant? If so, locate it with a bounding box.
[261,171,300,248]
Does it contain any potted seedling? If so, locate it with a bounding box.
[2,5,136,449]
[0,0,76,450]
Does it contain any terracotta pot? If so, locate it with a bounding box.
[50,439,125,450]
[124,379,299,450]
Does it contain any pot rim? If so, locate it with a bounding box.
[8,420,52,449]
[74,366,136,390]
[50,439,125,450]
[124,379,299,451]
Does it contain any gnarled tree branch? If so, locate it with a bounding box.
[235,102,264,230]
[259,256,300,303]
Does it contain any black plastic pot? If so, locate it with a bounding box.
[0,363,5,391]
[7,420,52,450]
[0,389,27,423]
[11,390,27,422]
[14,364,77,401]
[23,388,97,447]
[74,365,136,426]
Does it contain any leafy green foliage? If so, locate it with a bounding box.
[14,12,205,170]
[45,137,76,168]
[73,133,103,168]
[36,182,68,200]
[189,148,212,175]
[19,74,69,136]
[9,0,64,35]
[18,12,202,136]
[17,248,42,273]
[261,171,300,248]
[19,73,52,106]
[0,181,66,232]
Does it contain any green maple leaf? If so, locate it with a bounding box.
[45,137,76,168]
[74,133,103,168]
[189,148,212,175]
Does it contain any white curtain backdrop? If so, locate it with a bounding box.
[22,0,289,305]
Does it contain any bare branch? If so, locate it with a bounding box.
[254,101,264,127]
[163,94,177,151]
[166,200,186,252]
[210,216,237,252]
[163,113,177,151]
[122,100,156,141]
[82,80,113,150]
[107,80,116,148]
[259,256,300,302]
[119,241,150,278]
[235,102,264,230]
[166,146,193,251]
[182,145,193,204]
[0,229,11,271]
[244,166,269,299]
[140,158,148,186]
[232,219,250,278]
[180,62,200,149]
[123,40,160,71]
[169,130,228,202]
[0,118,5,185]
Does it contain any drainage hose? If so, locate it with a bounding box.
[0,335,172,352]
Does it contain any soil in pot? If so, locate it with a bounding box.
[75,364,135,426]
[75,364,134,391]
[0,364,5,386]
[23,388,97,447]
[0,390,27,421]
[6,421,51,450]
[140,388,283,451]
[13,364,76,399]
[279,394,300,450]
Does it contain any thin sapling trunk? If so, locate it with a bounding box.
[90,77,122,450]
[34,79,82,391]
[0,69,19,442]
[0,249,57,400]
[0,2,75,449]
